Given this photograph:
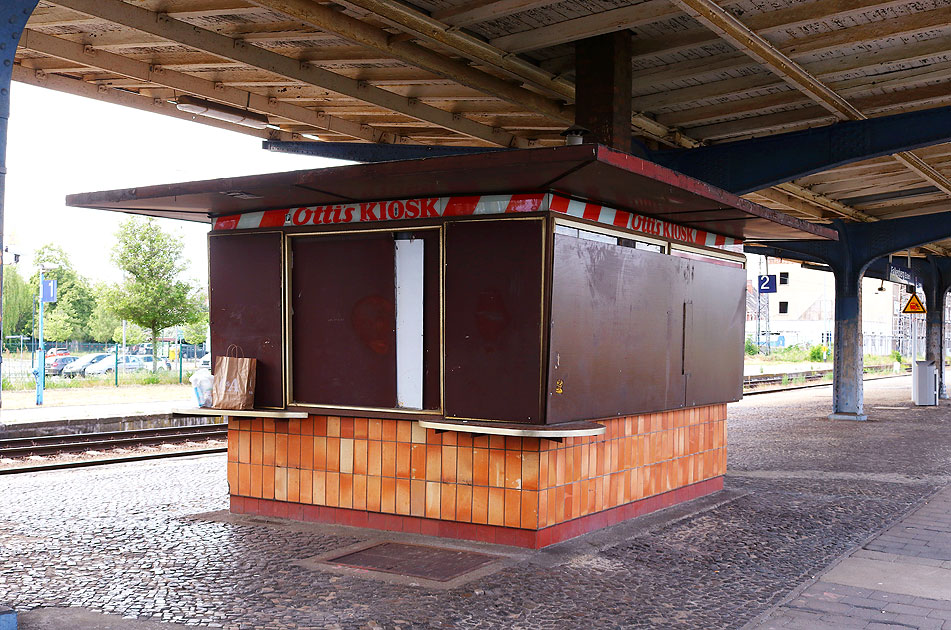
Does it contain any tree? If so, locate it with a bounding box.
[113,321,146,345]
[31,244,95,340]
[107,218,204,371]
[182,314,208,346]
[88,284,120,343]
[2,265,33,342]
[43,299,82,342]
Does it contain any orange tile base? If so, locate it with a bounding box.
[231,476,723,548]
[227,404,728,546]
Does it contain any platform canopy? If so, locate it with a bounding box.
[15,0,951,251]
[65,143,836,242]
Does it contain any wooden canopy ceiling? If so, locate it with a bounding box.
[14,0,951,250]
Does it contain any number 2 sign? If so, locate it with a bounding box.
[758,275,777,293]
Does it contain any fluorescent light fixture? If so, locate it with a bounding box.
[175,95,269,129]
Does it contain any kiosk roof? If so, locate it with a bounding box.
[67,144,836,242]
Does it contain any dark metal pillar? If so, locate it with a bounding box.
[750,213,951,420]
[832,267,865,418]
[915,256,951,399]
[0,1,39,409]
[575,32,632,153]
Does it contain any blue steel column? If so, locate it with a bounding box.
[832,269,866,419]
[753,213,951,420]
[0,1,40,409]
[917,257,951,399]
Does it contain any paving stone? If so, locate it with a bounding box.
[1,378,949,629]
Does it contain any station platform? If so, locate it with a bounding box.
[2,375,950,629]
[0,397,200,438]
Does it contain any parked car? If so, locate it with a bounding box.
[198,353,211,369]
[141,354,171,371]
[45,348,69,357]
[45,355,78,376]
[85,354,144,375]
[62,353,110,378]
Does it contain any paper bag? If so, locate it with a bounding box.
[212,345,257,410]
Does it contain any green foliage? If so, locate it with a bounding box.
[87,284,120,343]
[31,244,95,340]
[113,321,147,345]
[182,315,208,346]
[772,344,810,362]
[808,345,824,362]
[745,337,758,356]
[107,218,204,370]
[3,368,193,391]
[891,350,903,363]
[43,299,83,342]
[2,265,32,340]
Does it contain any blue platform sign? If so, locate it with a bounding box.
[41,279,57,303]
[758,274,777,293]
[888,262,913,286]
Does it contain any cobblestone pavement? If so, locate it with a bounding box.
[0,376,946,629]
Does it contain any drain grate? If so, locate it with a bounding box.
[327,542,498,582]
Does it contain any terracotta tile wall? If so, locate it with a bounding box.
[227,404,727,531]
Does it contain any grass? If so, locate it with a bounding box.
[4,369,192,391]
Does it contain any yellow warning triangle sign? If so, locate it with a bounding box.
[902,294,927,314]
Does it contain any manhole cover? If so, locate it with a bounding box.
[327,542,498,582]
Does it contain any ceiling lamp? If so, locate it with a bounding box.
[175,95,269,129]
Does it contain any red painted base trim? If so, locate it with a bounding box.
[230,477,723,549]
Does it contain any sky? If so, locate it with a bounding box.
[5,82,343,286]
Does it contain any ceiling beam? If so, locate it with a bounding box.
[635,23,951,95]
[431,0,565,27]
[323,0,577,102]
[18,28,414,144]
[633,0,933,61]
[242,0,572,122]
[690,82,951,141]
[12,64,294,141]
[52,0,532,147]
[490,0,676,53]
[671,0,951,199]
[26,1,263,28]
[659,61,951,129]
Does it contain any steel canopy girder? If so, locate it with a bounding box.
[762,213,951,285]
[265,105,951,198]
[0,0,43,412]
[650,106,951,195]
[262,140,505,161]
[746,215,951,418]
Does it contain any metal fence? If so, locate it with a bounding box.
[1,342,208,389]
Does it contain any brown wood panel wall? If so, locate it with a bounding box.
[547,234,745,423]
[684,261,746,406]
[547,235,686,423]
[291,233,397,408]
[209,232,285,408]
[444,220,545,423]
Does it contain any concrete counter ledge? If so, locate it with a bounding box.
[172,408,309,419]
[418,418,605,439]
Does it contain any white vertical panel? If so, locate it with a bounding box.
[395,237,425,409]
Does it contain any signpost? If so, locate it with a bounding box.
[758,274,777,293]
[889,262,913,286]
[903,294,926,314]
[35,270,57,406]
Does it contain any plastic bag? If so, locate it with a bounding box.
[189,369,214,408]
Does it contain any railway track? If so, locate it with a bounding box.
[744,365,909,390]
[0,424,228,459]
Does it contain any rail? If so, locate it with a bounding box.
[744,364,909,390]
[0,423,227,459]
